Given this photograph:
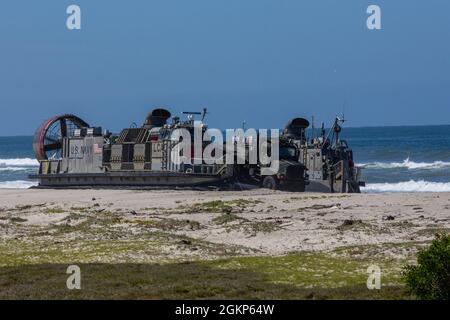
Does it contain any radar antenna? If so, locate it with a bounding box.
[182,108,209,123]
[201,108,208,122]
[182,111,202,115]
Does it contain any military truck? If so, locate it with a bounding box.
[232,136,307,191]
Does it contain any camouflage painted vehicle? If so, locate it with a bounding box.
[282,116,364,193]
[233,136,307,191]
[29,108,308,191]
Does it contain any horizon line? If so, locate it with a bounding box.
[1,123,450,138]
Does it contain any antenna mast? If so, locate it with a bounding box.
[201,107,208,122]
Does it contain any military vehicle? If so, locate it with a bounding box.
[282,116,365,193]
[233,135,307,191]
[29,108,308,190]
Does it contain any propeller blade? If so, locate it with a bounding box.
[45,137,60,144]
[60,119,68,137]
[44,142,62,151]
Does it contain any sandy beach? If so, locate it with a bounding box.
[0,188,449,299]
[1,189,449,257]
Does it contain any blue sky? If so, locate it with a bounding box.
[0,0,449,136]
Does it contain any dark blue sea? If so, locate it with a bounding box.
[1,125,450,192]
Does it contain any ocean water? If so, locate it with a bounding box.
[341,125,450,192]
[0,136,38,189]
[1,125,450,192]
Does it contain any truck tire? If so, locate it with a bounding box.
[293,181,306,192]
[262,176,278,190]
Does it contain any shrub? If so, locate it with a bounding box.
[403,233,450,300]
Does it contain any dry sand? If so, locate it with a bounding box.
[1,188,449,261]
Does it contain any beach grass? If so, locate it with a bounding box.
[2,189,443,300]
[0,239,410,299]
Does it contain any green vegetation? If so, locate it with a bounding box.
[0,251,408,300]
[243,221,281,234]
[296,203,341,213]
[403,233,450,300]
[178,199,263,214]
[212,213,245,225]
[69,206,90,213]
[14,205,32,211]
[337,219,370,232]
[211,213,281,235]
[0,202,411,299]
[132,218,203,231]
[415,227,450,237]
[13,204,46,211]
[195,200,233,213]
[44,208,66,214]
[1,198,438,300]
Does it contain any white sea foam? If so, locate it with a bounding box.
[358,157,450,170]
[0,158,39,167]
[0,166,36,172]
[0,180,38,189]
[362,180,450,193]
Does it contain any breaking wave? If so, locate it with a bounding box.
[362,180,450,193]
[0,180,38,189]
[0,158,39,167]
[0,166,36,172]
[358,157,450,170]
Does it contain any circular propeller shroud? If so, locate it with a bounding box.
[33,115,89,161]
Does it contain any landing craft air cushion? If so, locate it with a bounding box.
[29,108,308,190]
